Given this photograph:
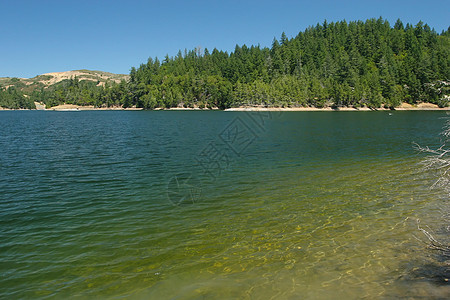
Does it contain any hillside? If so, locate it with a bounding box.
[1,18,449,110]
[128,18,449,109]
[0,70,129,95]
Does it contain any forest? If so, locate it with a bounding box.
[1,18,449,109]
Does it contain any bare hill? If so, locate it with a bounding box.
[0,70,129,95]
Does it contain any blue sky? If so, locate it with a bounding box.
[1,0,448,78]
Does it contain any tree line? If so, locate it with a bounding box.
[1,18,449,109]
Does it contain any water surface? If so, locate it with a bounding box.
[0,111,448,299]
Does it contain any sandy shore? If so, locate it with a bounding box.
[164,107,219,111]
[225,107,373,111]
[224,103,450,111]
[46,104,143,111]
[2,102,449,111]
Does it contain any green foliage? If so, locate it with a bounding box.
[1,18,449,109]
[126,18,449,109]
[0,86,35,109]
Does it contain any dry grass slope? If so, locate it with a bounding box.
[0,70,129,93]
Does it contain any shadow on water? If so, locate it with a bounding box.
[397,241,449,286]
[386,249,450,299]
[406,262,449,286]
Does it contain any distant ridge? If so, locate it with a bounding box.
[1,18,449,110]
[0,70,129,95]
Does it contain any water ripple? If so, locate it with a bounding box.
[0,111,448,299]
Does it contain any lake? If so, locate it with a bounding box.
[0,110,449,299]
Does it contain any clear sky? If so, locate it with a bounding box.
[1,0,448,78]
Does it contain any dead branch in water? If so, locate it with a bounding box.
[414,118,450,258]
[414,119,450,192]
[416,220,450,257]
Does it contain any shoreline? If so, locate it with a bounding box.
[224,102,450,111]
[224,107,450,111]
[1,103,449,111]
[46,104,144,111]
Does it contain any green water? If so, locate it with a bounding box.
[0,111,448,299]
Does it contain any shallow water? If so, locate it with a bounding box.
[0,111,449,299]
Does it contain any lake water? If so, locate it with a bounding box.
[0,111,449,299]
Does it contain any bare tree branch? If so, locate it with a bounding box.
[415,118,450,258]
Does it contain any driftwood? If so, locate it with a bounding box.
[414,118,450,258]
[416,220,450,257]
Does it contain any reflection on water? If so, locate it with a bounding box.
[0,111,448,299]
